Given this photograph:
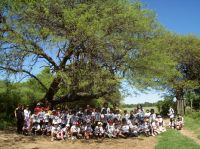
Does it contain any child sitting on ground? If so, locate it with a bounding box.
[157,115,166,132]
[113,122,120,138]
[94,122,105,139]
[106,120,115,138]
[70,121,81,140]
[84,122,93,139]
[119,118,130,138]
[51,122,62,141]
[175,114,184,130]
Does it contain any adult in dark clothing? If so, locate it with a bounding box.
[15,104,24,134]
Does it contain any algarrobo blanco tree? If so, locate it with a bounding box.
[164,34,200,115]
[0,0,178,107]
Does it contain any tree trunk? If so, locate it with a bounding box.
[42,76,62,105]
[176,88,185,116]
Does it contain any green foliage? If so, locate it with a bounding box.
[185,113,200,140]
[122,102,156,108]
[185,91,200,110]
[156,96,176,116]
[155,129,200,149]
[0,0,181,106]
[1,0,200,110]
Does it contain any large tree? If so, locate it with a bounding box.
[0,0,178,107]
[161,34,200,115]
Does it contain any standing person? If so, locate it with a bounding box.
[101,102,110,114]
[149,109,156,136]
[168,106,175,128]
[101,102,110,129]
[23,105,31,134]
[15,104,24,134]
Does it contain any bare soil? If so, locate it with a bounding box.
[180,128,200,145]
[0,130,157,149]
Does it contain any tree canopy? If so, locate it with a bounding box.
[1,0,197,109]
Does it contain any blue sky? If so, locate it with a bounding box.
[124,0,200,104]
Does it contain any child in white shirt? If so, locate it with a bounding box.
[84,122,93,139]
[51,123,61,141]
[106,120,115,138]
[94,122,105,139]
[70,122,81,140]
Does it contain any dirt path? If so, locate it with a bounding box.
[180,128,200,145]
[0,131,158,149]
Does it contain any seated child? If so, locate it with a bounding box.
[31,114,41,135]
[119,118,130,138]
[175,114,184,130]
[51,122,62,141]
[94,122,105,139]
[106,120,115,138]
[157,115,166,132]
[113,123,120,138]
[70,121,81,140]
[152,118,161,135]
[145,109,151,118]
[22,122,29,135]
[130,123,139,137]
[45,122,52,136]
[84,122,93,139]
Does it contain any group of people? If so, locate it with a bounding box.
[14,103,183,141]
[168,106,184,130]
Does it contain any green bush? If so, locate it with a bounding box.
[186,111,200,119]
[156,97,176,116]
[0,119,15,130]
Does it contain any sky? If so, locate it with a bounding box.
[2,0,200,104]
[124,0,200,104]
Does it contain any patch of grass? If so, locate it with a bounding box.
[185,112,200,139]
[197,135,200,140]
[155,129,200,149]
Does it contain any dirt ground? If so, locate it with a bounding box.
[0,130,157,149]
[180,128,200,145]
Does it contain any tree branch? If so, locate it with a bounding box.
[0,66,48,91]
[51,90,113,106]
